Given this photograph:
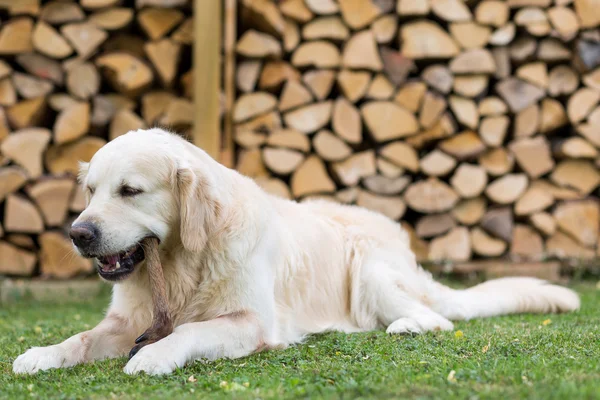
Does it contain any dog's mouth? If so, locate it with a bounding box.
[95,242,146,281]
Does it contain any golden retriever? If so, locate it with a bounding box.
[13,128,580,375]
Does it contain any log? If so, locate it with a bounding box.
[240,0,285,37]
[366,74,394,100]
[363,175,411,195]
[284,18,300,52]
[553,137,598,159]
[372,15,397,44]
[81,0,120,8]
[356,191,406,220]
[54,102,90,145]
[66,62,100,100]
[4,194,44,233]
[254,177,291,200]
[531,179,584,201]
[96,53,153,96]
[422,65,453,94]
[6,97,47,129]
[0,166,29,202]
[450,163,488,198]
[45,137,106,175]
[342,30,383,71]
[576,123,600,148]
[159,99,193,128]
[553,200,599,247]
[406,118,454,149]
[279,80,313,112]
[333,96,361,144]
[377,157,404,178]
[397,0,431,16]
[583,68,600,91]
[302,17,350,42]
[453,75,488,97]
[144,39,181,87]
[478,96,508,116]
[449,96,479,130]
[137,7,183,40]
[511,225,544,261]
[492,47,511,79]
[109,109,146,140]
[141,91,175,125]
[567,88,600,123]
[400,222,430,262]
[337,70,370,103]
[481,207,513,242]
[514,186,554,216]
[540,98,568,134]
[313,129,352,161]
[235,131,266,149]
[380,47,414,86]
[475,1,509,27]
[236,149,268,178]
[292,41,340,68]
[336,187,359,204]
[61,22,108,59]
[546,231,595,259]
[0,241,36,276]
[490,23,516,46]
[530,212,556,236]
[471,227,507,257]
[439,130,486,160]
[479,116,509,147]
[234,92,277,123]
[305,0,339,15]
[41,1,85,24]
[393,81,426,113]
[302,69,335,100]
[291,156,336,198]
[404,178,459,213]
[258,61,299,90]
[516,62,548,89]
[509,136,555,179]
[332,151,376,186]
[420,149,457,177]
[419,91,447,129]
[89,7,134,30]
[538,38,571,62]
[449,49,496,74]
[380,141,419,172]
[262,147,304,175]
[338,0,381,29]
[16,53,63,85]
[12,73,53,99]
[0,78,17,106]
[237,29,282,58]
[449,22,491,49]
[0,128,50,178]
[485,174,528,204]
[400,20,459,59]
[362,101,418,142]
[267,129,310,152]
[574,0,600,29]
[496,77,545,113]
[70,183,86,213]
[0,108,7,141]
[548,65,579,96]
[0,18,34,55]
[235,111,282,134]
[26,178,75,227]
[550,160,600,194]
[280,0,314,23]
[236,61,262,93]
[92,94,136,127]
[416,213,456,238]
[478,148,514,177]
[39,231,94,278]
[284,101,332,134]
[451,196,487,225]
[514,104,539,138]
[428,227,471,262]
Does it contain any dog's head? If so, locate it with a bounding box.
[71,128,219,281]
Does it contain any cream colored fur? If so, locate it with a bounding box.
[13,128,580,376]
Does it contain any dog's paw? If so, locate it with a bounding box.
[123,344,179,376]
[13,346,67,374]
[386,318,423,335]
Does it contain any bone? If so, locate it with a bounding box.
[128,237,173,359]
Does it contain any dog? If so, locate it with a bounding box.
[13,128,580,375]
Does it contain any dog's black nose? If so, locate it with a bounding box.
[69,222,99,248]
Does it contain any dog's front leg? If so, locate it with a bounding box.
[13,312,137,374]
[124,311,265,376]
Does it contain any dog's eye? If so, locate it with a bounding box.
[120,186,143,197]
[88,186,95,195]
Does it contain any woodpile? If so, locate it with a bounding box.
[0,0,195,279]
[232,0,600,267]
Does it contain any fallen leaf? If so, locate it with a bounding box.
[542,319,552,326]
[188,375,197,383]
[219,381,228,388]
[447,370,457,383]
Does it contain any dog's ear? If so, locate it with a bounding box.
[77,161,89,184]
[177,167,211,253]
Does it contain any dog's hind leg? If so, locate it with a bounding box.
[356,254,453,335]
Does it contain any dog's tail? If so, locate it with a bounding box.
[431,277,580,321]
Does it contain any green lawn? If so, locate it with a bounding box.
[1,282,599,400]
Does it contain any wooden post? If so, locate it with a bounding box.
[221,0,237,168]
[193,0,223,162]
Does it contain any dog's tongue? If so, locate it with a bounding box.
[106,254,120,265]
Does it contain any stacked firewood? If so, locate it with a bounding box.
[0,0,194,278]
[233,0,600,265]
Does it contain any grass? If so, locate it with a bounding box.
[1,282,599,400]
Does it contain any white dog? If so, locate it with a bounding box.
[13,128,580,375]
